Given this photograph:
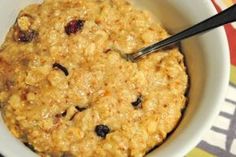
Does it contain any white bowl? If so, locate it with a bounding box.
[0,0,230,157]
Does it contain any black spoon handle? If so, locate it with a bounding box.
[128,4,236,61]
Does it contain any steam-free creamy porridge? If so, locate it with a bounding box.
[0,0,188,156]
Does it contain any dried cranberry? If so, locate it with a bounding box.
[95,124,110,138]
[65,19,85,35]
[17,30,37,43]
[131,95,143,109]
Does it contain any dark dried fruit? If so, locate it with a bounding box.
[16,30,37,43]
[131,95,142,109]
[95,124,110,138]
[65,19,85,35]
[69,113,77,121]
[55,114,61,119]
[75,106,87,112]
[24,142,36,152]
[69,106,87,121]
[61,110,67,117]
[53,63,69,76]
[77,20,85,29]
[103,49,111,54]
[55,109,67,118]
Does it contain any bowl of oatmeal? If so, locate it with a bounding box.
[0,0,230,157]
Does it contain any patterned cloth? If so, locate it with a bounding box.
[187,0,236,157]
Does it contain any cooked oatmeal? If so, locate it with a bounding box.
[0,0,188,157]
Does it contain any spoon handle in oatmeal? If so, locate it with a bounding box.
[127,4,236,62]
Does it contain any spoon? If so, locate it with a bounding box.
[125,4,236,62]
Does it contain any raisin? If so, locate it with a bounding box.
[61,110,67,117]
[69,106,87,121]
[55,110,67,118]
[95,124,110,138]
[16,30,37,43]
[14,14,37,43]
[131,95,142,109]
[77,20,85,29]
[104,49,111,54]
[75,106,87,112]
[69,113,77,121]
[65,19,85,35]
[53,63,69,76]
[23,142,36,152]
